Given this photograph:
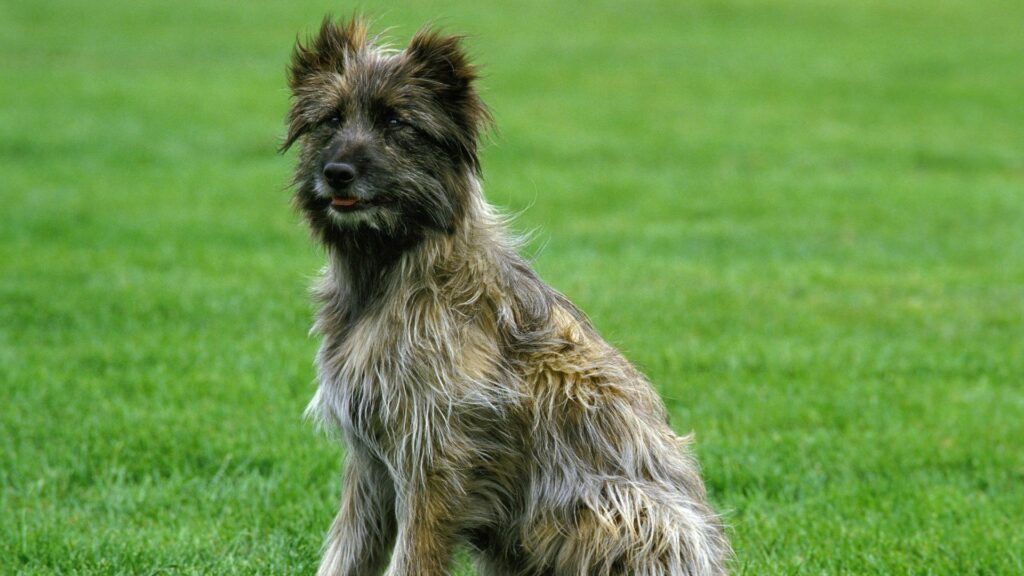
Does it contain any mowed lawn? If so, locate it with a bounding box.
[2,0,1022,574]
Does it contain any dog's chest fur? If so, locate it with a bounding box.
[307,249,516,475]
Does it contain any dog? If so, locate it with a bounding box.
[282,17,730,576]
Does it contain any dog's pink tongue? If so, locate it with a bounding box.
[332,198,358,207]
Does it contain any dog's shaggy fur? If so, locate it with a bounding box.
[282,17,730,576]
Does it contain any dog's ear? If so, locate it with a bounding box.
[287,16,367,91]
[281,16,367,152]
[404,29,492,170]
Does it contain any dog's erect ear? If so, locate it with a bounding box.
[404,29,492,170]
[287,16,367,92]
[281,16,367,152]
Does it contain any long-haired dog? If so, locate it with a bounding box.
[282,17,730,576]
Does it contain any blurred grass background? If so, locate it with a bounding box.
[2,0,1023,574]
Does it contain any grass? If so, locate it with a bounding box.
[2,0,1022,573]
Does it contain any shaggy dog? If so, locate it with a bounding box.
[282,17,730,576]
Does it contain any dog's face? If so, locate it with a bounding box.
[282,19,490,246]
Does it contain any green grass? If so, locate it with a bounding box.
[2,0,1023,573]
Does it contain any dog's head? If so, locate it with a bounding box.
[282,17,490,247]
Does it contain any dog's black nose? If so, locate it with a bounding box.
[323,162,356,189]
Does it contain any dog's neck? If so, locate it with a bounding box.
[325,231,417,321]
[321,184,504,328]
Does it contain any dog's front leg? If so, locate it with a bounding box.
[318,448,397,576]
[385,471,464,576]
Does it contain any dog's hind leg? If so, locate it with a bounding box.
[523,480,729,576]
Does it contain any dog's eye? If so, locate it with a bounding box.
[387,116,405,129]
[324,112,343,127]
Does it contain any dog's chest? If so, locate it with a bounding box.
[319,308,445,430]
[318,314,408,445]
[314,300,510,457]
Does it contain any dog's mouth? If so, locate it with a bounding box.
[328,195,387,213]
[331,197,362,211]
